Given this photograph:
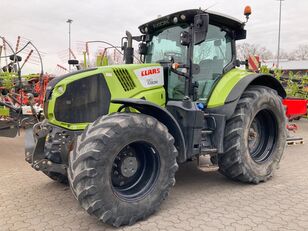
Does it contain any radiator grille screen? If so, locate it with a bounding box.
[54,74,111,123]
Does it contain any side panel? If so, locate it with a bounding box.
[47,64,166,130]
[105,64,166,114]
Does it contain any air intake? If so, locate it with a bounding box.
[113,68,136,91]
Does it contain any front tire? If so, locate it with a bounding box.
[44,171,68,184]
[68,113,178,227]
[218,86,287,183]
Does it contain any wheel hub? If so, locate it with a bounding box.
[120,156,138,178]
[111,142,160,200]
[248,122,261,152]
[247,109,277,163]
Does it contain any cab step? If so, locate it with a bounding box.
[287,137,304,146]
[201,148,218,153]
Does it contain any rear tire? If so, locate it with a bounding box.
[218,86,287,183]
[68,113,178,227]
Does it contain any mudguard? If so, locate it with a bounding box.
[205,72,286,153]
[207,72,286,120]
[226,73,286,103]
[111,98,187,163]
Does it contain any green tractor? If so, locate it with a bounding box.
[26,8,287,227]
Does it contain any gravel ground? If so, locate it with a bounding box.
[0,120,308,231]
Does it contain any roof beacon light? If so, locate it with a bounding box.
[244,6,252,22]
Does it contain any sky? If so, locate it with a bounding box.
[1,0,308,74]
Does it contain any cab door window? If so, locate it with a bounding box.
[193,25,233,102]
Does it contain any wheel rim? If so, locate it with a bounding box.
[248,109,277,163]
[111,141,160,201]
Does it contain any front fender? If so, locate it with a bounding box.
[111,98,186,163]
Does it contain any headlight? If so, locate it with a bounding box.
[57,86,65,94]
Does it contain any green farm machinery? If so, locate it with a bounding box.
[26,7,287,226]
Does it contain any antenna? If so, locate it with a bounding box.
[204,3,218,11]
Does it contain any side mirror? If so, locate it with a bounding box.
[194,13,209,45]
[138,43,148,55]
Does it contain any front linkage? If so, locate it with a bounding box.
[25,120,79,181]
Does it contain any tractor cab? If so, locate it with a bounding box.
[135,9,246,103]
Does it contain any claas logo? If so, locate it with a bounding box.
[141,68,161,77]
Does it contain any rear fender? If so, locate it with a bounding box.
[226,73,286,103]
[207,73,286,120]
[205,73,286,153]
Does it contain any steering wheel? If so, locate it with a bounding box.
[164,51,183,61]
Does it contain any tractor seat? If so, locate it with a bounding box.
[194,58,224,99]
[196,79,215,99]
[196,59,224,81]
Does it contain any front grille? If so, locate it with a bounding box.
[113,68,136,91]
[54,74,111,124]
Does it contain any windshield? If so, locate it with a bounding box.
[144,24,233,102]
[145,26,188,64]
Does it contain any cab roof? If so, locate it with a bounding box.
[139,9,246,39]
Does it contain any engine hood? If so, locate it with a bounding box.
[44,63,166,130]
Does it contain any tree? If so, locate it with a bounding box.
[289,44,308,60]
[236,43,273,60]
[274,49,290,60]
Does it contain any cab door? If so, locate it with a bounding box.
[193,24,233,102]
